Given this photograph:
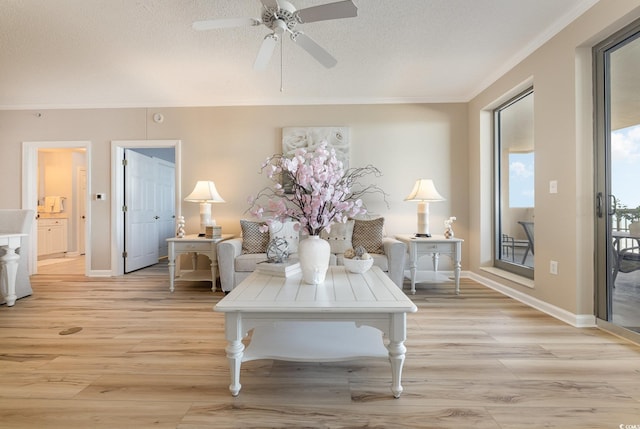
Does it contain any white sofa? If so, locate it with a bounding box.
[217,218,407,292]
[0,209,36,304]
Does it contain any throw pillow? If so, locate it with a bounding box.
[320,220,354,254]
[269,220,300,253]
[352,217,385,254]
[240,220,269,254]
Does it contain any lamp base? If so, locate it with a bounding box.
[415,233,431,238]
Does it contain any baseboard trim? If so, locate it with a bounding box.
[88,270,112,277]
[466,271,596,328]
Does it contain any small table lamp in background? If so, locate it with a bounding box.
[184,180,225,236]
[405,179,445,237]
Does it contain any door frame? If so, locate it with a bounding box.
[110,140,181,276]
[77,167,87,255]
[593,17,640,343]
[22,141,92,276]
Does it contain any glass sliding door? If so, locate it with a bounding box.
[494,88,535,278]
[594,20,640,338]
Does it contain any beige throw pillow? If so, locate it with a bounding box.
[240,220,269,254]
[269,220,300,253]
[320,220,354,254]
[352,217,385,254]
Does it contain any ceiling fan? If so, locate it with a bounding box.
[193,0,357,70]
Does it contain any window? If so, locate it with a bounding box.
[494,88,535,278]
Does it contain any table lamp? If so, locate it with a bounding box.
[184,180,225,236]
[405,179,445,237]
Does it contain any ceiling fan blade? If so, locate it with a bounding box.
[291,32,337,68]
[254,34,279,71]
[260,0,280,11]
[192,17,260,31]
[296,0,357,23]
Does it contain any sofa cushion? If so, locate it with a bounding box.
[352,217,385,254]
[269,220,300,253]
[240,220,269,254]
[235,253,268,272]
[320,219,354,254]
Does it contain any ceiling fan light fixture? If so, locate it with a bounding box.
[272,19,288,35]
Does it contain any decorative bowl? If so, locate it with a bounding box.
[343,257,373,274]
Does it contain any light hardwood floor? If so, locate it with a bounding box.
[2,265,640,428]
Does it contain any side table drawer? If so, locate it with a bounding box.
[176,242,212,252]
[419,243,453,253]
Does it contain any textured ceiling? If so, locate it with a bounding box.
[0,0,598,109]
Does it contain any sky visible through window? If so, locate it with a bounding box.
[612,124,640,209]
[509,152,534,208]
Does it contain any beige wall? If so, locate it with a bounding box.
[468,0,640,317]
[0,104,468,271]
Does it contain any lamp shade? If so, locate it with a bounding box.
[184,181,225,203]
[404,179,445,202]
[405,179,445,237]
[184,181,225,236]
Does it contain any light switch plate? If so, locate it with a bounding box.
[549,180,558,194]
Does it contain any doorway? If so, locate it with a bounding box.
[22,141,91,276]
[111,140,181,276]
[594,19,640,341]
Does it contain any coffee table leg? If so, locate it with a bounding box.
[225,314,244,396]
[226,339,244,396]
[387,313,408,398]
[387,339,407,398]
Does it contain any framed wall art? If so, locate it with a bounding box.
[281,126,350,193]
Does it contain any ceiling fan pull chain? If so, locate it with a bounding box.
[280,37,284,93]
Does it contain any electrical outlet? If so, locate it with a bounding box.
[550,260,558,275]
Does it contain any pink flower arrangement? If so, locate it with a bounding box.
[249,142,385,236]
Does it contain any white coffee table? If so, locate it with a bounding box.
[214,266,417,398]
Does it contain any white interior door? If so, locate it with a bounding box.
[156,159,175,258]
[124,149,159,272]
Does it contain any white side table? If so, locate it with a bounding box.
[166,234,233,292]
[395,234,464,295]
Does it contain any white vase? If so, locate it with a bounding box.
[297,235,330,285]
